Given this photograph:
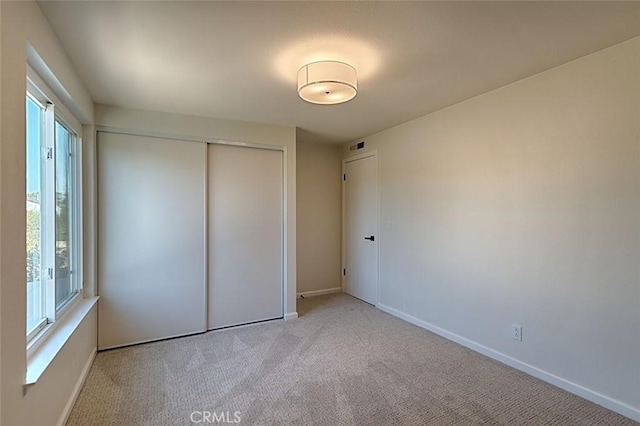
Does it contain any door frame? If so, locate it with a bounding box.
[341,150,380,305]
[96,126,289,346]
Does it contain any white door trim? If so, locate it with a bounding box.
[96,125,285,152]
[341,150,380,305]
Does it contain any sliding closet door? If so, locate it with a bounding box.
[208,144,283,329]
[98,132,206,349]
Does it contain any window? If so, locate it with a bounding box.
[26,95,46,338]
[26,71,82,345]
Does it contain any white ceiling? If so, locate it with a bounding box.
[38,1,640,144]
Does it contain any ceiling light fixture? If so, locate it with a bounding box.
[297,61,357,105]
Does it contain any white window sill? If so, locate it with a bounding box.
[25,296,99,387]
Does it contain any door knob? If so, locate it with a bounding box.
[364,236,375,241]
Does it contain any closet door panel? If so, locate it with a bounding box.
[98,132,206,349]
[208,144,283,329]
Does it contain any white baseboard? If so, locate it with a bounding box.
[284,312,298,320]
[376,303,640,423]
[57,347,97,426]
[297,287,342,298]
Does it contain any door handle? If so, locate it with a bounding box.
[364,235,375,241]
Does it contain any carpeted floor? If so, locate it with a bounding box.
[67,293,636,425]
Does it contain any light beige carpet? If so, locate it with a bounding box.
[67,294,636,425]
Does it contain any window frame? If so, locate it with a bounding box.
[26,65,84,349]
[53,114,81,314]
[25,92,48,341]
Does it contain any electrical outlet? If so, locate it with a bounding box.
[512,324,523,341]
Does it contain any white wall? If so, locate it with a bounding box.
[0,1,96,425]
[95,105,298,317]
[343,37,640,420]
[297,141,342,295]
[82,124,98,298]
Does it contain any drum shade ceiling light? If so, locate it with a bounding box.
[297,61,357,105]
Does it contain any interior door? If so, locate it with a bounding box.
[208,144,283,329]
[97,132,206,349]
[344,154,378,304]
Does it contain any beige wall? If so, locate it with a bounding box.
[343,37,640,420]
[0,1,97,425]
[297,141,342,295]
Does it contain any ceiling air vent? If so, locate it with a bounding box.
[349,141,365,151]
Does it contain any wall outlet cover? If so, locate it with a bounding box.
[512,324,523,341]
